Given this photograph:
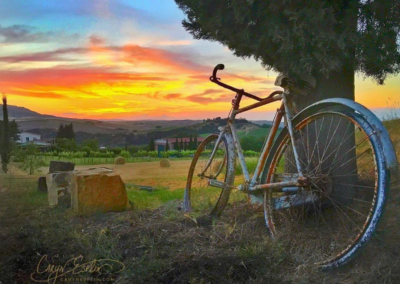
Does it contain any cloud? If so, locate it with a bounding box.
[0,47,86,62]
[185,89,231,105]
[0,41,210,74]
[164,93,182,100]
[89,35,105,46]
[0,66,173,92]
[0,24,79,43]
[7,89,66,99]
[121,44,210,73]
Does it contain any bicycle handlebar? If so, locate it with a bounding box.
[210,64,282,102]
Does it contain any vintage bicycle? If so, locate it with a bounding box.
[183,64,399,269]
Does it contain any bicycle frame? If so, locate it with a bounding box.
[205,89,306,195]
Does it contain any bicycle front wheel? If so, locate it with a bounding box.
[262,110,388,269]
[184,133,235,217]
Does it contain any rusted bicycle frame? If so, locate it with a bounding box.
[202,64,307,199]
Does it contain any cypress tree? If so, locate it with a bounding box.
[1,94,10,173]
[56,124,65,139]
[149,138,155,151]
[189,134,193,150]
[180,138,184,151]
[194,134,198,149]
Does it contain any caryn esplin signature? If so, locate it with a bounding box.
[30,255,125,283]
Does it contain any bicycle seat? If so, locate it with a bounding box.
[275,73,316,95]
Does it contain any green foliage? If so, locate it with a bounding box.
[110,147,122,155]
[81,146,91,157]
[175,0,400,83]
[81,139,99,151]
[18,144,46,175]
[240,135,265,152]
[120,150,131,159]
[149,138,155,151]
[55,138,78,151]
[56,123,76,140]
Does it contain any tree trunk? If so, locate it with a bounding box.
[288,64,354,112]
[286,64,357,206]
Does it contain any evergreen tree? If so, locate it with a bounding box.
[175,137,180,150]
[149,138,155,151]
[194,134,198,149]
[180,138,184,151]
[9,120,20,141]
[166,140,170,151]
[1,94,10,173]
[189,134,193,150]
[56,124,65,139]
[65,123,76,140]
[175,0,400,110]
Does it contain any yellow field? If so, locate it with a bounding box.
[76,159,192,190]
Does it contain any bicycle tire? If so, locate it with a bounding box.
[261,109,388,269]
[184,133,236,217]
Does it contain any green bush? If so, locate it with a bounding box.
[120,150,131,159]
[81,147,91,157]
[110,147,123,155]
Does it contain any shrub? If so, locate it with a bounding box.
[120,150,131,159]
[81,146,91,157]
[115,156,126,165]
[110,147,122,155]
[160,159,171,168]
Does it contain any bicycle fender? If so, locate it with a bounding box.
[295,98,399,182]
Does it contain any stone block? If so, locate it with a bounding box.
[46,172,71,207]
[69,168,128,215]
[49,161,75,173]
[38,177,48,192]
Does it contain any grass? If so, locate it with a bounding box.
[126,186,184,210]
[2,115,400,283]
[237,127,272,139]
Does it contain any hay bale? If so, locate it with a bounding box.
[115,156,126,165]
[160,159,171,168]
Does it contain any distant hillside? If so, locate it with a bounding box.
[0,105,54,119]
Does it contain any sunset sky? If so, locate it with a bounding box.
[1,0,399,120]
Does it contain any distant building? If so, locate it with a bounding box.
[18,132,41,143]
[17,132,51,149]
[154,137,205,152]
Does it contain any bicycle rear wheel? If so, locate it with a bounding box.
[184,134,235,217]
[262,110,388,269]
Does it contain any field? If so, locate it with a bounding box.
[1,119,400,283]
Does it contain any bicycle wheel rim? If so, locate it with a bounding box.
[184,134,232,217]
[263,111,386,267]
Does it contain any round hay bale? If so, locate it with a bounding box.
[160,159,171,168]
[115,156,126,165]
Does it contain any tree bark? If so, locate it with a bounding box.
[286,64,357,206]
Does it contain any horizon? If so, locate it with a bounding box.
[1,0,399,120]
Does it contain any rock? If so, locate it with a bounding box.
[46,172,71,207]
[115,156,126,165]
[37,177,47,192]
[160,159,170,168]
[69,168,128,215]
[49,161,75,173]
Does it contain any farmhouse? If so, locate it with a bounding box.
[17,132,41,143]
[17,132,51,149]
[154,137,205,152]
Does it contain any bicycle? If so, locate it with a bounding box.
[183,64,399,269]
